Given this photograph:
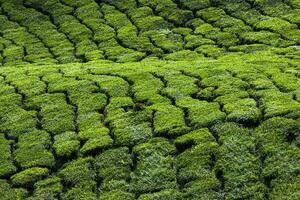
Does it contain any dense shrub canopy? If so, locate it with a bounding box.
[0,0,300,199]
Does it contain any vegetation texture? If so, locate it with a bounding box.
[0,0,300,200]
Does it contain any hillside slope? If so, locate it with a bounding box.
[0,0,300,64]
[0,1,300,200]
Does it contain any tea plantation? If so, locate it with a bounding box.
[1,0,300,200]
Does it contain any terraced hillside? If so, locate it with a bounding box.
[1,1,300,200]
[0,0,300,64]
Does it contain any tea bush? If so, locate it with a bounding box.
[0,135,16,178]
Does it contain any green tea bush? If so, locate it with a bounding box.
[106,100,153,145]
[130,6,153,22]
[0,179,28,200]
[175,129,220,197]
[209,31,239,47]
[212,122,267,199]
[255,17,297,34]
[148,103,189,136]
[240,31,295,47]
[142,30,183,53]
[138,189,183,200]
[11,167,49,187]
[114,121,152,146]
[103,0,137,12]
[1,2,77,63]
[164,50,204,60]
[0,107,36,137]
[287,0,300,8]
[185,35,215,49]
[99,191,135,200]
[177,97,226,127]
[196,7,226,22]
[254,117,299,148]
[135,16,171,32]
[80,135,113,154]
[5,75,46,97]
[25,0,73,16]
[179,0,211,10]
[254,117,300,199]
[269,176,300,199]
[0,93,22,116]
[128,72,170,104]
[61,180,98,200]
[131,137,177,194]
[60,0,94,7]
[95,147,132,182]
[71,92,106,114]
[53,131,80,157]
[2,45,24,64]
[0,135,16,178]
[58,157,96,186]
[283,9,300,24]
[228,44,270,53]
[194,23,219,35]
[271,72,300,92]
[41,103,75,134]
[223,98,261,124]
[15,129,55,169]
[162,72,198,99]
[31,176,63,199]
[254,89,300,119]
[195,45,226,57]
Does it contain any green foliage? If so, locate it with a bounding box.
[99,191,135,200]
[61,180,98,200]
[135,16,171,32]
[185,35,215,49]
[80,135,113,154]
[53,131,80,157]
[15,130,55,169]
[79,127,109,140]
[0,107,36,137]
[164,50,204,60]
[224,98,261,124]
[197,7,226,22]
[41,103,75,134]
[0,180,28,200]
[138,189,183,200]
[195,45,226,57]
[240,31,295,47]
[114,121,152,146]
[0,135,16,178]
[95,147,132,181]
[58,157,96,186]
[177,97,226,127]
[212,122,267,199]
[131,138,177,194]
[175,129,219,193]
[254,117,299,147]
[254,89,300,119]
[180,0,211,10]
[269,176,300,199]
[31,176,63,199]
[255,17,297,34]
[1,1,300,199]
[149,103,189,136]
[11,167,49,187]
